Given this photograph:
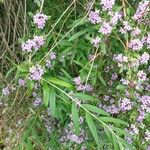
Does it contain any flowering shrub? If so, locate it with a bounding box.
[1,0,150,149]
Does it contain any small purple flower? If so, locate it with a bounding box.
[21,39,36,52]
[133,1,149,20]
[101,0,115,11]
[33,13,48,29]
[99,22,112,35]
[33,36,45,51]
[76,84,85,91]
[89,10,101,24]
[29,65,44,81]
[131,28,141,36]
[46,60,52,68]
[110,11,122,25]
[139,52,150,64]
[119,98,133,111]
[18,78,25,86]
[73,76,82,85]
[2,87,10,96]
[129,39,143,51]
[106,105,120,114]
[91,37,101,47]
[137,70,147,82]
[21,36,44,52]
[137,110,145,122]
[120,78,129,85]
[49,52,56,60]
[123,21,132,31]
[33,97,42,107]
[84,84,93,92]
[32,92,37,97]
[103,95,110,101]
[129,124,139,135]
[111,73,118,80]
[139,95,150,113]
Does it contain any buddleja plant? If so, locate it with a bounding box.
[1,0,150,149]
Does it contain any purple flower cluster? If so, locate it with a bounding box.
[91,37,101,47]
[18,78,25,86]
[119,98,133,111]
[137,70,147,82]
[110,11,122,25]
[2,87,10,96]
[120,78,129,85]
[139,52,150,64]
[89,10,101,24]
[99,22,112,35]
[21,36,45,52]
[129,39,143,51]
[46,52,56,68]
[133,1,149,20]
[120,21,132,34]
[139,95,150,113]
[29,65,44,81]
[105,105,120,114]
[33,13,48,29]
[113,54,128,67]
[73,76,93,92]
[60,117,86,145]
[100,0,115,11]
[33,97,42,107]
[129,124,139,135]
[131,28,141,37]
[137,110,145,122]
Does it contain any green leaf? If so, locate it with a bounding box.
[99,117,128,126]
[104,126,112,141]
[43,81,50,107]
[119,137,136,150]
[85,112,99,146]
[111,126,131,137]
[49,90,56,116]
[68,18,87,28]
[72,93,99,101]
[99,73,107,87]
[68,29,88,41]
[116,84,126,91]
[61,69,73,80]
[72,102,80,135]
[112,135,120,150]
[82,104,110,116]
[45,77,73,89]
[34,0,41,7]
[100,43,106,54]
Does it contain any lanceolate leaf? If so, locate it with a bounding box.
[98,117,128,126]
[71,102,80,135]
[72,93,99,101]
[49,90,56,116]
[85,112,99,146]
[68,29,88,41]
[43,81,50,107]
[45,77,73,89]
[82,104,110,116]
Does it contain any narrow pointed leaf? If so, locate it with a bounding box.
[85,112,99,146]
[72,102,80,135]
[43,82,50,107]
[82,104,110,116]
[50,90,56,116]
